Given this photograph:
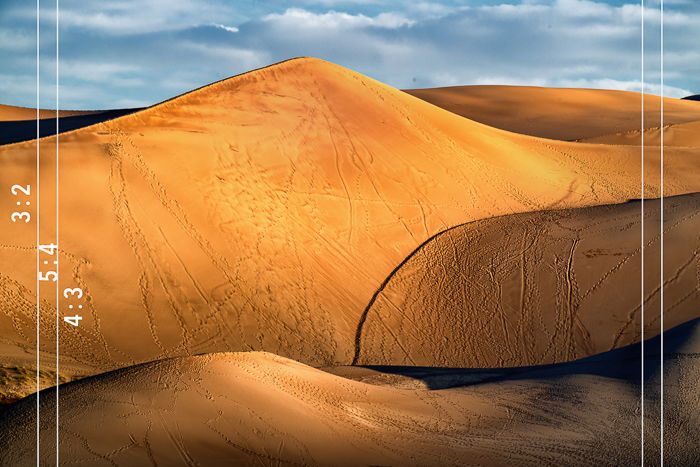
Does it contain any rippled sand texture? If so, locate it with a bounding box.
[2,317,699,466]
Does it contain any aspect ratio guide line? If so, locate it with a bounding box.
[659,0,665,464]
[55,0,61,464]
[639,0,645,465]
[35,0,40,465]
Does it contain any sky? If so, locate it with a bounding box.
[0,0,698,109]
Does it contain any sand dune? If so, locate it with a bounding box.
[582,120,700,147]
[405,85,700,141]
[0,104,101,122]
[356,194,700,367]
[2,58,700,379]
[2,318,698,466]
[1,57,699,466]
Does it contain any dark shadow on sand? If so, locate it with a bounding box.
[356,318,699,390]
[0,108,144,145]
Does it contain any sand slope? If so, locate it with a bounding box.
[405,85,700,141]
[356,194,700,367]
[582,120,700,147]
[2,58,700,376]
[1,318,698,466]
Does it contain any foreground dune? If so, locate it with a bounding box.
[356,194,700,367]
[405,85,700,141]
[1,58,700,378]
[1,318,698,466]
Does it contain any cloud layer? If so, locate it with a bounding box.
[0,0,697,109]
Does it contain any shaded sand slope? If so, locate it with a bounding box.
[582,120,700,147]
[2,319,699,466]
[405,85,700,140]
[2,58,700,375]
[356,194,700,367]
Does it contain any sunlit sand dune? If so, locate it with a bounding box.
[405,85,700,141]
[1,318,698,466]
[1,58,699,380]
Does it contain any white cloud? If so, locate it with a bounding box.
[213,24,239,33]
[261,8,415,29]
[290,0,382,5]
[30,0,239,35]
[1,0,697,108]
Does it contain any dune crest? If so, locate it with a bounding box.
[405,84,700,141]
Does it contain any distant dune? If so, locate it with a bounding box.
[356,194,700,367]
[2,317,699,465]
[405,85,700,141]
[0,105,104,122]
[583,119,700,147]
[682,94,700,101]
[1,58,700,380]
[0,108,144,145]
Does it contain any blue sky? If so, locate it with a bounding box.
[0,0,697,109]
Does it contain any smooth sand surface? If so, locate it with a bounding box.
[1,317,698,466]
[405,85,700,141]
[1,58,700,379]
[583,120,700,147]
[356,194,700,367]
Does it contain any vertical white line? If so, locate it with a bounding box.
[35,0,40,465]
[55,0,60,464]
[659,0,664,464]
[640,1,645,466]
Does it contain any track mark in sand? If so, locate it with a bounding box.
[563,237,585,359]
[611,249,700,347]
[544,180,582,210]
[517,233,537,363]
[352,222,469,365]
[158,414,198,467]
[65,427,120,467]
[63,252,132,368]
[114,130,239,288]
[108,134,191,355]
[322,113,354,244]
[204,412,307,466]
[417,199,430,237]
[108,141,168,355]
[158,226,211,308]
